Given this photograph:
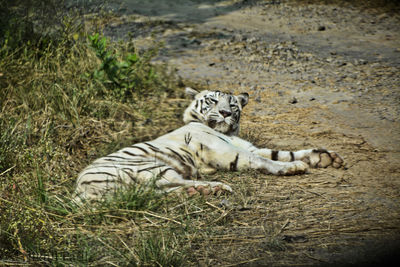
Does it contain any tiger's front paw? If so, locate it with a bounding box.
[271,161,309,176]
[306,149,344,168]
[281,161,309,175]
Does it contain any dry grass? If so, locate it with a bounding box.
[1,1,400,266]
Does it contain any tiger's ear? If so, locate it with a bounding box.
[237,92,249,108]
[185,87,199,98]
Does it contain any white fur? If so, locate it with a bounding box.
[74,89,343,203]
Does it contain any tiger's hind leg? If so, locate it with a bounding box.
[73,159,172,204]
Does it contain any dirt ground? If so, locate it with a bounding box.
[94,0,399,265]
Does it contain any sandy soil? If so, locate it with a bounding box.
[97,0,400,265]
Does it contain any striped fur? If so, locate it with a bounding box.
[74,88,343,203]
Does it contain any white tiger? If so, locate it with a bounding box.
[73,87,343,203]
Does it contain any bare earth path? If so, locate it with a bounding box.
[98,0,400,265]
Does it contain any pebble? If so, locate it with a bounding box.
[289,97,298,104]
[219,199,231,208]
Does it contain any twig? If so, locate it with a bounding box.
[213,211,230,224]
[278,219,290,234]
[0,165,16,176]
[205,201,224,213]
[115,234,140,264]
[118,209,182,225]
[0,260,30,266]
[297,185,328,200]
[0,197,64,218]
[14,228,27,262]
[225,257,262,266]
[104,214,129,222]
[303,252,327,262]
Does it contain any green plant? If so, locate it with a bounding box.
[36,165,48,204]
[99,181,166,211]
[0,118,24,174]
[89,33,160,101]
[136,231,187,267]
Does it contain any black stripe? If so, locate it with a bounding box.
[271,150,279,161]
[146,145,162,154]
[183,154,195,166]
[166,148,186,163]
[122,150,139,157]
[158,167,175,177]
[218,136,229,144]
[144,142,161,152]
[138,165,165,173]
[179,147,192,156]
[103,158,118,161]
[84,171,116,177]
[103,159,158,164]
[312,148,328,153]
[91,163,149,168]
[80,179,116,185]
[184,133,192,145]
[191,112,200,121]
[230,153,239,171]
[203,131,229,143]
[130,145,149,154]
[120,168,137,182]
[106,155,131,160]
[290,151,295,162]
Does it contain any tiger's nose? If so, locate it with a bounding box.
[219,110,232,118]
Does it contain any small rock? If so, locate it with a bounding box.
[289,97,298,104]
[219,199,231,208]
[142,118,152,126]
[247,37,257,44]
[282,235,308,243]
[189,38,201,45]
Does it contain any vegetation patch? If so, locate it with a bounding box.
[0,1,191,265]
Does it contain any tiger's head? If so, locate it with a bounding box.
[183,87,249,136]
